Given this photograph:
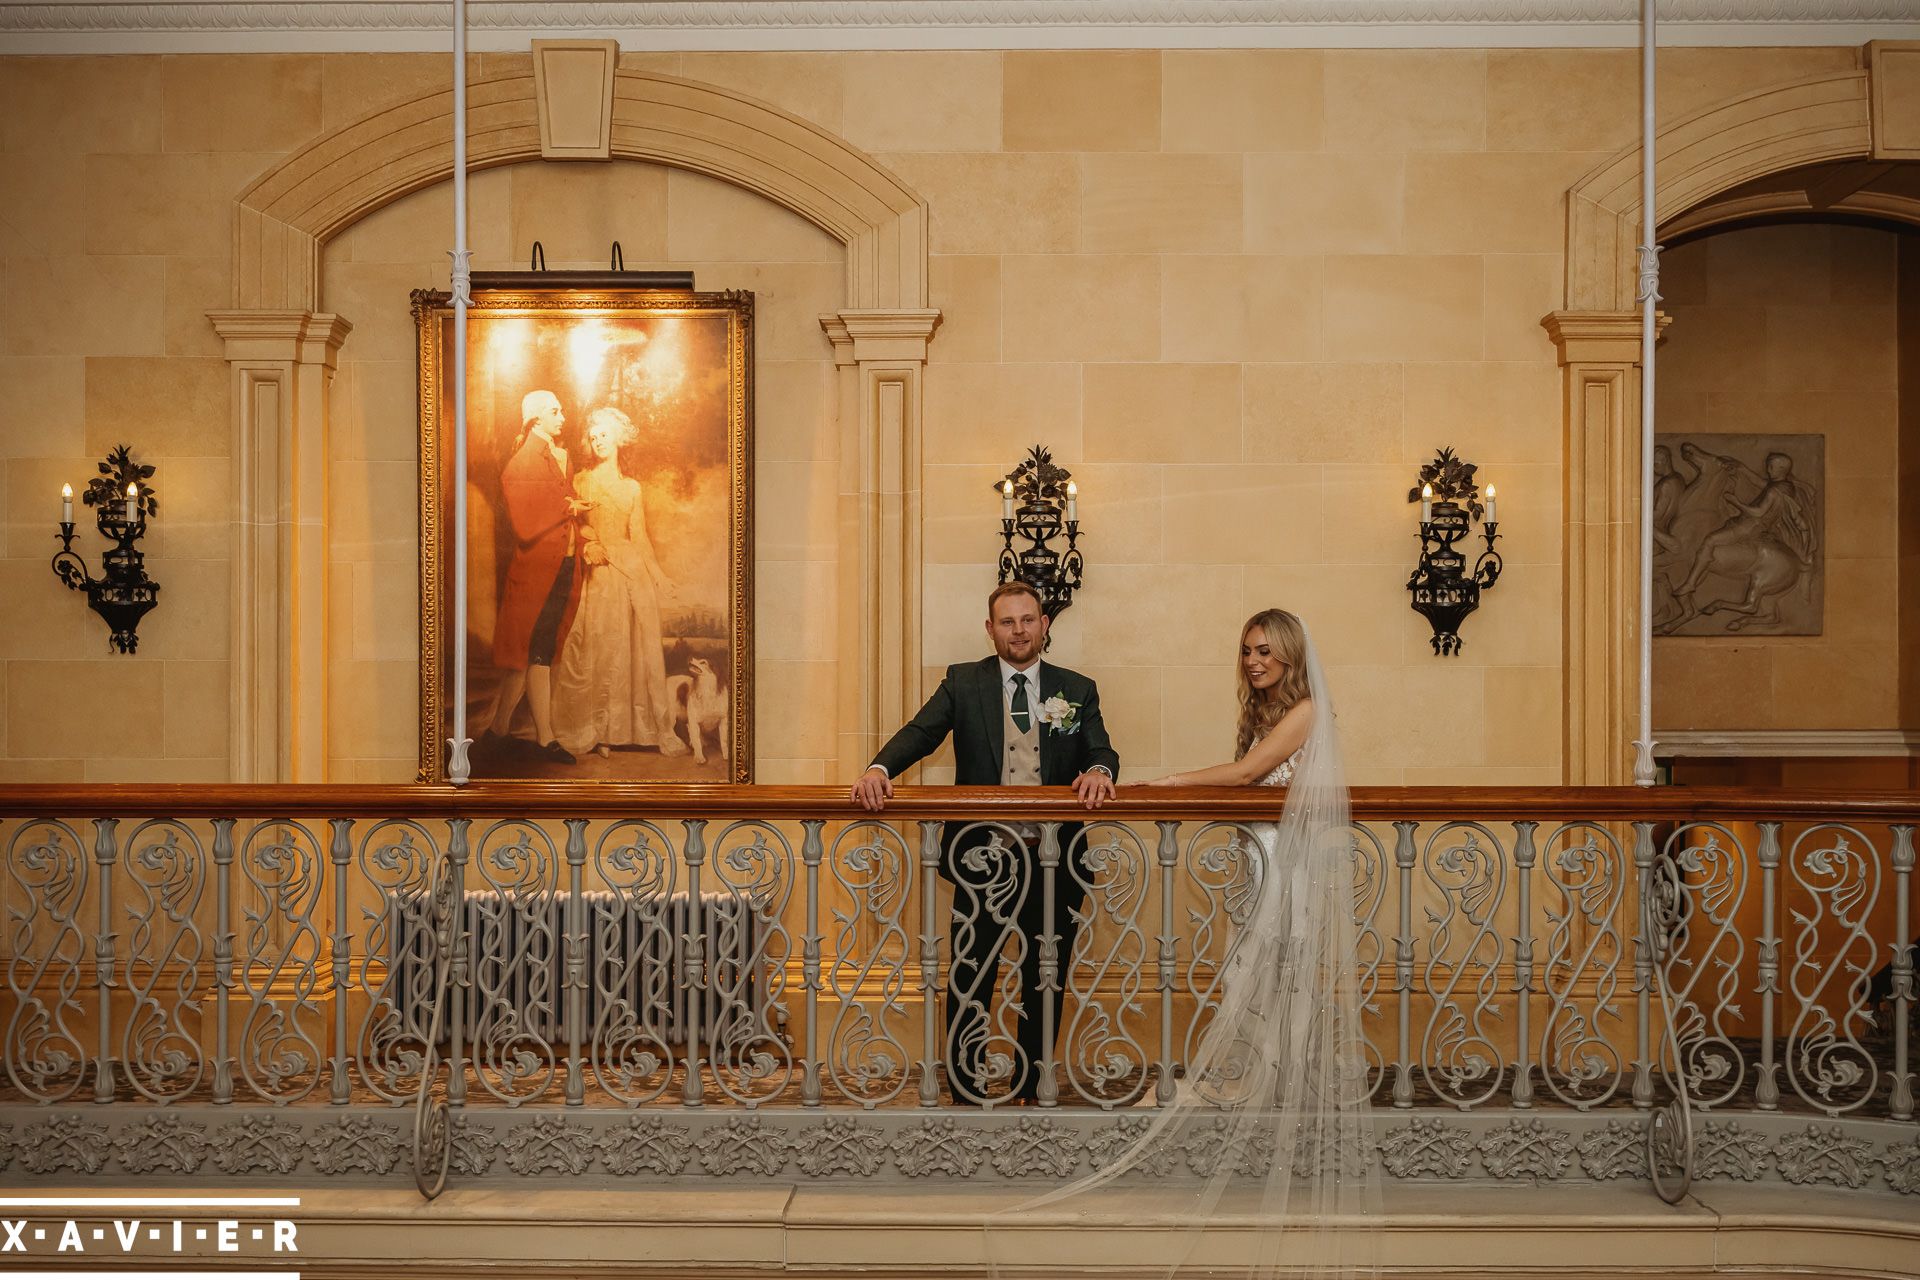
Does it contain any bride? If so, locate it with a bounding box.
[989,608,1377,1279]
[1142,607,1315,792]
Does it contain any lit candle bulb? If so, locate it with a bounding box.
[126,482,139,527]
[1485,484,1497,524]
[1002,479,1014,521]
[1065,480,1078,522]
[1420,483,1433,525]
[61,483,73,524]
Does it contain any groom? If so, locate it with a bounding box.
[850,580,1119,1103]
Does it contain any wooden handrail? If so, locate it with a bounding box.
[1,783,1918,822]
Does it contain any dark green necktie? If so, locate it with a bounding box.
[1010,672,1031,733]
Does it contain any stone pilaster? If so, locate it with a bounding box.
[209,309,352,783]
[822,308,942,781]
[1544,310,1665,788]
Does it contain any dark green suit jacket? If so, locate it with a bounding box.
[870,656,1120,785]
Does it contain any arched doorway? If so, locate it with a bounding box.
[1548,62,1916,785]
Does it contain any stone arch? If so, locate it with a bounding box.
[214,70,937,781]
[1565,70,1875,312]
[1660,187,1920,241]
[1549,67,1883,786]
[234,68,929,312]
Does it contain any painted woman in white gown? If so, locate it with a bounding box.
[551,406,688,759]
[988,608,1377,1280]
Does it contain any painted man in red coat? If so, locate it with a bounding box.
[483,388,584,764]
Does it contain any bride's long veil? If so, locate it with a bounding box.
[987,625,1380,1278]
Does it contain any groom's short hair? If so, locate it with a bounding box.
[986,580,1043,616]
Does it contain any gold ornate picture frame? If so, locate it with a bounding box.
[415,288,754,783]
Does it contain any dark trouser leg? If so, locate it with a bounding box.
[1013,852,1090,1102]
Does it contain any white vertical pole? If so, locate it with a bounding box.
[446,0,474,786]
[1632,0,1660,788]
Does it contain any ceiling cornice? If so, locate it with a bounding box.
[2,0,1917,54]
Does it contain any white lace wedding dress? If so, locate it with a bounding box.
[1260,741,1303,787]
[990,627,1378,1280]
[1222,739,1307,995]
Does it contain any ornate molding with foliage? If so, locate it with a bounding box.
[4,1106,1915,1196]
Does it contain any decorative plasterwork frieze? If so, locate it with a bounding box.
[5,1106,1917,1196]
[4,0,1920,52]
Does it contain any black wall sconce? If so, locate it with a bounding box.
[1406,446,1502,656]
[52,445,161,654]
[995,444,1084,632]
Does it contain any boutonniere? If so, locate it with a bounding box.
[1035,695,1082,735]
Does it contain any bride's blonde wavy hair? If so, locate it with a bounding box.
[1234,608,1311,760]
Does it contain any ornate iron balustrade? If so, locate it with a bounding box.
[0,785,1913,1201]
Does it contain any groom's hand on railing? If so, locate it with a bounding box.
[1073,768,1115,809]
[850,765,894,811]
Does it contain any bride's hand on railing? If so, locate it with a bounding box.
[1133,773,1181,787]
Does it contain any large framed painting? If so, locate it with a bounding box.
[416,287,753,783]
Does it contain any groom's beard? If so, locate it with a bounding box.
[994,634,1039,664]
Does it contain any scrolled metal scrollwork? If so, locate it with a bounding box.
[354,820,444,1103]
[1537,823,1626,1109]
[1347,822,1391,1100]
[235,821,328,1104]
[590,820,680,1106]
[1420,823,1509,1109]
[1644,841,1695,1204]
[4,820,91,1102]
[943,821,1034,1106]
[466,821,562,1104]
[1784,824,1882,1116]
[704,821,797,1105]
[1060,822,1152,1107]
[412,821,462,1200]
[1655,823,1750,1109]
[119,820,207,1103]
[825,821,915,1107]
[1180,820,1268,1093]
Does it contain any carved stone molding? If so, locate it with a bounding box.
[1660,187,1920,242]
[1868,40,1920,158]
[234,69,927,312]
[1565,71,1874,313]
[6,0,1919,52]
[2,1106,1915,1195]
[1655,729,1920,758]
[532,38,618,160]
